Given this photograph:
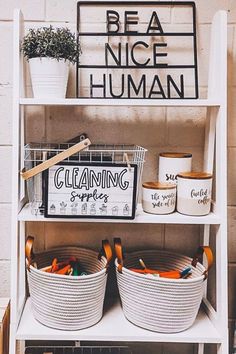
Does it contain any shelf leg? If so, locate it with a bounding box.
[202,224,210,298]
[217,341,228,354]
[19,221,26,308]
[17,340,25,354]
[20,105,26,203]
[204,107,218,174]
[197,343,204,354]
[216,224,228,353]
[9,324,16,354]
[203,224,210,245]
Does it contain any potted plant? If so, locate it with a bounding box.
[21,26,79,98]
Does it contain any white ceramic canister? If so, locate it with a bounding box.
[142,182,177,215]
[177,172,213,216]
[158,152,192,184]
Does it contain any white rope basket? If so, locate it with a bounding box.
[26,238,112,330]
[114,241,213,334]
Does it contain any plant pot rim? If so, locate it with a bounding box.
[29,57,70,63]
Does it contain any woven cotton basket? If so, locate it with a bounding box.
[114,239,213,334]
[26,237,112,331]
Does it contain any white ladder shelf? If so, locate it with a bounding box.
[10,8,228,354]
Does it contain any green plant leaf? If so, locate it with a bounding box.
[21,26,81,64]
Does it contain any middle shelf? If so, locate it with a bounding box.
[16,297,221,343]
[18,203,221,224]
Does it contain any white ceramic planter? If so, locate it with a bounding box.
[158,152,192,184]
[142,182,176,215]
[29,57,70,98]
[177,172,213,216]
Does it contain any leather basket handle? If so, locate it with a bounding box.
[21,138,91,181]
[98,240,113,272]
[192,246,214,280]
[114,238,124,273]
[25,236,35,270]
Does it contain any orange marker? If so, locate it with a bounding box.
[130,259,182,279]
[129,268,181,278]
[129,268,159,275]
[41,265,52,273]
[51,258,58,272]
[56,264,71,275]
[159,270,181,279]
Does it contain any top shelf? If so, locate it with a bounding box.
[19,98,221,107]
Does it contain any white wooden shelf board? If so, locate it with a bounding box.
[16,298,221,343]
[19,98,221,107]
[18,203,221,224]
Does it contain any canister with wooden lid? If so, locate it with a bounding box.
[177,172,213,216]
[142,182,176,215]
[158,152,192,184]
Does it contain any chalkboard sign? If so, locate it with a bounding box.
[44,162,137,219]
[77,1,198,99]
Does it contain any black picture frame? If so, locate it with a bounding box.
[76,1,198,99]
[44,162,138,219]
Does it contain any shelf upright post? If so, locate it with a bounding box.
[214,11,228,354]
[205,10,228,354]
[10,8,26,354]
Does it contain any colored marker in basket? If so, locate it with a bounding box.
[129,259,193,279]
[40,256,90,276]
[181,267,192,277]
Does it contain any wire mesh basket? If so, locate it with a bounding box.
[25,346,133,354]
[24,143,147,216]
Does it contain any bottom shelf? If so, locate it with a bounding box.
[16,298,221,344]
